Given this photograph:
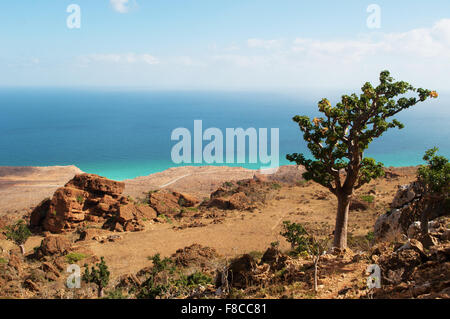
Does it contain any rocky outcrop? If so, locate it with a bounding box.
[374,181,449,242]
[371,242,450,299]
[171,244,219,270]
[30,174,155,233]
[37,235,72,257]
[204,177,270,211]
[147,191,200,217]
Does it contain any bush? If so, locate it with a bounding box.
[66,252,88,264]
[280,221,310,254]
[83,257,110,298]
[137,254,212,299]
[76,195,84,204]
[5,220,31,245]
[417,147,450,194]
[361,195,375,203]
[271,183,281,190]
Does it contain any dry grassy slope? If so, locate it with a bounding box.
[87,166,417,278]
[0,165,417,287]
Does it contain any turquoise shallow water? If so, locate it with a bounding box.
[0,88,449,181]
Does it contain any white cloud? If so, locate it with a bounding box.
[110,0,131,14]
[80,53,159,65]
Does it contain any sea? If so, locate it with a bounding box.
[0,88,449,181]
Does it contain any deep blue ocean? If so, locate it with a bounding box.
[0,88,448,181]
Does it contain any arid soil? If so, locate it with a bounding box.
[0,164,422,299]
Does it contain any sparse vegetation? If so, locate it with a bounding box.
[83,257,110,298]
[271,183,282,190]
[76,195,84,204]
[281,221,329,292]
[418,147,449,194]
[137,253,212,299]
[5,220,32,245]
[360,195,375,203]
[66,252,88,264]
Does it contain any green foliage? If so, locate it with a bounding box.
[365,231,375,242]
[417,147,450,194]
[223,181,234,187]
[280,221,310,254]
[159,214,173,224]
[5,220,32,245]
[147,253,175,275]
[280,221,329,257]
[83,257,110,295]
[271,183,281,190]
[360,195,375,203]
[76,195,84,204]
[270,241,280,248]
[65,252,87,264]
[287,70,436,194]
[0,257,8,264]
[137,254,212,299]
[183,271,213,287]
[248,251,264,260]
[105,288,126,299]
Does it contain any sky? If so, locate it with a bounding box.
[1,0,450,91]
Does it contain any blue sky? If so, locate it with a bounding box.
[1,0,450,90]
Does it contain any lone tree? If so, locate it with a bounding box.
[83,257,110,298]
[281,221,329,292]
[287,70,438,249]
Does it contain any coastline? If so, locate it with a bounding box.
[0,164,418,224]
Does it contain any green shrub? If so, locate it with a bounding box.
[5,220,32,245]
[280,221,309,254]
[417,147,449,194]
[76,195,84,204]
[137,254,212,299]
[105,288,126,299]
[365,231,375,242]
[360,195,375,203]
[66,252,88,264]
[0,257,8,264]
[271,183,281,190]
[83,257,110,298]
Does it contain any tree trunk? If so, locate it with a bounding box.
[333,193,350,249]
[98,286,104,298]
[313,257,319,292]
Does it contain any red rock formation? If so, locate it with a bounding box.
[30,174,145,233]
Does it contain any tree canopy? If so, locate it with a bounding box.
[287,70,437,196]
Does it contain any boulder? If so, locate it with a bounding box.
[65,173,124,196]
[31,173,146,233]
[374,209,405,242]
[171,244,219,269]
[173,192,200,207]
[148,192,181,216]
[30,198,51,228]
[135,205,157,220]
[208,192,250,210]
[390,182,422,209]
[39,235,71,256]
